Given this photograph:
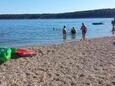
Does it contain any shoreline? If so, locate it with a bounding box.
[0,36,115,86]
[24,36,114,47]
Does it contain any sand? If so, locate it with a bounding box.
[0,37,115,86]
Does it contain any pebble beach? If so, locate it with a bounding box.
[0,37,115,86]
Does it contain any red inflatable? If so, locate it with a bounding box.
[16,48,37,57]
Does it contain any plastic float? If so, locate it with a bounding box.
[16,48,37,57]
[0,48,12,62]
[0,47,37,62]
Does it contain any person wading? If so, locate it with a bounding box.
[111,18,115,35]
[80,23,87,40]
[63,25,67,40]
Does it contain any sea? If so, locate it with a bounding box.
[0,18,113,47]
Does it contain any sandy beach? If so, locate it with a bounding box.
[0,37,115,86]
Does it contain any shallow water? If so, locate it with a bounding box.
[0,18,113,47]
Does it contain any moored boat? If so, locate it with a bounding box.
[92,22,103,25]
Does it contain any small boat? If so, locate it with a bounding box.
[92,22,103,25]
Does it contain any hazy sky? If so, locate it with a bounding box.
[0,0,115,14]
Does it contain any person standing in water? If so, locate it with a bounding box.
[111,18,115,35]
[63,25,67,40]
[71,27,76,35]
[71,27,76,39]
[80,23,87,40]
[63,25,67,34]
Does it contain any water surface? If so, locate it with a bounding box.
[0,18,113,47]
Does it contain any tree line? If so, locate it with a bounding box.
[0,8,115,19]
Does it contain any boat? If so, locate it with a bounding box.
[92,22,103,25]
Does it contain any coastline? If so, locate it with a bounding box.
[0,36,115,86]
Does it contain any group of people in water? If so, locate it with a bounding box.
[63,23,87,40]
[62,18,115,40]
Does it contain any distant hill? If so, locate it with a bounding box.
[0,8,115,19]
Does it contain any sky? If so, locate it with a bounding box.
[0,0,115,14]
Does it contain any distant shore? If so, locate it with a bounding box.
[0,8,115,19]
[0,36,115,85]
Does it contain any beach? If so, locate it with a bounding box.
[0,36,115,86]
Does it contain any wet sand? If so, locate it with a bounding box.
[0,37,115,86]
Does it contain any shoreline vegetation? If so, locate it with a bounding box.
[0,8,115,19]
[0,36,115,85]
